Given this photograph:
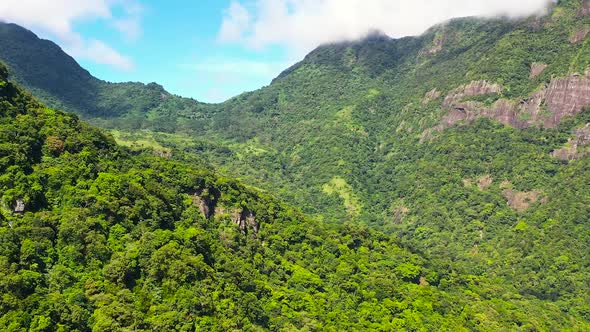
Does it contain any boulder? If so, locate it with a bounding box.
[13,199,25,213]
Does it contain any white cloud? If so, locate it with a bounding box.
[219,1,251,43]
[218,0,553,54]
[111,0,143,40]
[0,0,142,70]
[70,39,135,71]
[181,59,290,77]
[112,17,142,41]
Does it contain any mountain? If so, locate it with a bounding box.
[3,60,588,330]
[0,63,441,330]
[1,0,590,329]
[4,1,590,224]
[0,22,207,130]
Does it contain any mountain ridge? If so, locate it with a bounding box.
[2,2,587,224]
[2,61,588,329]
[2,1,587,224]
[1,0,590,330]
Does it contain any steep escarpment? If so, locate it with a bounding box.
[430,72,590,133]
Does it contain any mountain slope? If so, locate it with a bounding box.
[0,18,526,222]
[3,61,589,330]
[1,0,590,329]
[0,22,98,114]
[0,63,445,330]
[0,22,207,128]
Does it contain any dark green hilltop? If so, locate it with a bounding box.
[0,0,589,330]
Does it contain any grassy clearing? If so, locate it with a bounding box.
[322,176,362,218]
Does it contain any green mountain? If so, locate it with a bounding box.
[0,22,207,127]
[3,1,590,225]
[3,60,588,330]
[1,0,590,329]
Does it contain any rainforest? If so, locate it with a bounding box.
[0,0,589,331]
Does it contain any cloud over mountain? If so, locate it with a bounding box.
[219,0,553,53]
[0,0,141,70]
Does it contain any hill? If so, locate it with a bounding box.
[1,0,590,329]
[0,22,207,128]
[3,2,590,225]
[3,61,589,330]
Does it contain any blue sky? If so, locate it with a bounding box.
[73,1,293,103]
[0,0,552,103]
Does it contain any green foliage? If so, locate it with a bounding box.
[1,1,590,330]
[8,64,585,331]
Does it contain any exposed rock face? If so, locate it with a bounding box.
[576,123,590,144]
[530,63,547,79]
[503,189,545,212]
[432,73,590,133]
[436,99,522,130]
[13,199,25,213]
[443,80,503,108]
[422,89,441,105]
[191,188,222,219]
[214,205,259,236]
[552,146,578,160]
[579,1,590,16]
[230,208,259,235]
[192,193,214,219]
[570,27,590,44]
[544,74,590,126]
[552,123,590,160]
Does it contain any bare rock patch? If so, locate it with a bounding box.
[428,72,590,136]
[530,63,547,79]
[422,88,441,105]
[552,123,590,160]
[503,189,545,212]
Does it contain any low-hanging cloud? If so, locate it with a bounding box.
[0,0,142,70]
[219,0,553,54]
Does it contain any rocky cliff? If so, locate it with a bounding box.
[430,72,590,135]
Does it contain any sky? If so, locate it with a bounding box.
[0,0,553,103]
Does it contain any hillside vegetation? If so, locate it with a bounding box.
[0,0,589,330]
[0,63,438,330]
[3,1,590,225]
[6,62,590,331]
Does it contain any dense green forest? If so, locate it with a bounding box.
[1,0,590,330]
[3,1,590,226]
[4,61,589,330]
